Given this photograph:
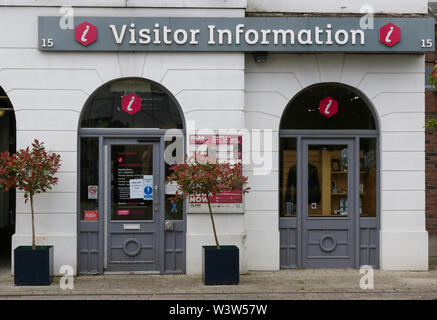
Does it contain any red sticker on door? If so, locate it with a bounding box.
[319,97,338,118]
[84,210,98,221]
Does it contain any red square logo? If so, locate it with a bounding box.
[319,97,338,118]
[379,23,401,47]
[75,21,97,46]
[122,93,142,115]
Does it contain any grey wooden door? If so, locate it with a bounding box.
[104,139,162,272]
[302,139,355,268]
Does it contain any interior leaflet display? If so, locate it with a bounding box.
[111,144,154,220]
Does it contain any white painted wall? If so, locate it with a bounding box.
[0,0,247,8]
[247,0,428,14]
[245,53,428,271]
[0,6,246,275]
[0,0,426,14]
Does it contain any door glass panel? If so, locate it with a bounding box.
[280,138,297,217]
[80,137,99,221]
[360,138,377,217]
[307,145,348,217]
[164,138,183,220]
[111,144,154,221]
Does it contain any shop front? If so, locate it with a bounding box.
[0,1,433,275]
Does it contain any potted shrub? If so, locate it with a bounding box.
[166,161,249,285]
[0,139,61,285]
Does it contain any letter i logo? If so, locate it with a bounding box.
[319,97,338,118]
[385,26,394,43]
[325,100,332,115]
[122,93,142,115]
[75,22,97,46]
[379,23,401,47]
[81,25,90,42]
[127,96,135,111]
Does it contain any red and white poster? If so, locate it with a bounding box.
[188,135,244,213]
[84,210,98,221]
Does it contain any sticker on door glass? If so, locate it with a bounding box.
[143,175,154,200]
[87,185,98,200]
[117,209,130,216]
[84,210,98,221]
[129,179,144,199]
[165,181,179,195]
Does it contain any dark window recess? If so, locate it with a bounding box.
[280,83,376,130]
[80,137,99,221]
[80,78,183,129]
[280,138,297,217]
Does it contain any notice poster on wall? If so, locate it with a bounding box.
[188,135,244,213]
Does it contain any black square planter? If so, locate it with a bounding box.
[14,246,53,286]
[202,245,239,285]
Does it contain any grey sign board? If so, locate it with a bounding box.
[38,17,435,53]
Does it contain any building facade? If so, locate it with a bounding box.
[0,0,432,275]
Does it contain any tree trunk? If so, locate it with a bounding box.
[207,195,220,250]
[30,195,35,250]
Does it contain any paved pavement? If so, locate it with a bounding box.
[0,260,436,300]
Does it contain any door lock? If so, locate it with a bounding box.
[165,221,174,231]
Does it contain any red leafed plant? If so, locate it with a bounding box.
[166,161,250,250]
[0,139,61,250]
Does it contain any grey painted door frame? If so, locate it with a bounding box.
[279,131,380,269]
[77,129,186,274]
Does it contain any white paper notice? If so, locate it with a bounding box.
[129,179,144,199]
[143,175,154,200]
[165,182,179,195]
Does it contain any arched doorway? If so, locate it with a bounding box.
[0,86,16,270]
[78,78,185,274]
[279,83,379,269]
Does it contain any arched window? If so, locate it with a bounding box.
[280,83,376,130]
[80,78,184,129]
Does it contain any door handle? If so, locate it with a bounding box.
[154,185,159,209]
